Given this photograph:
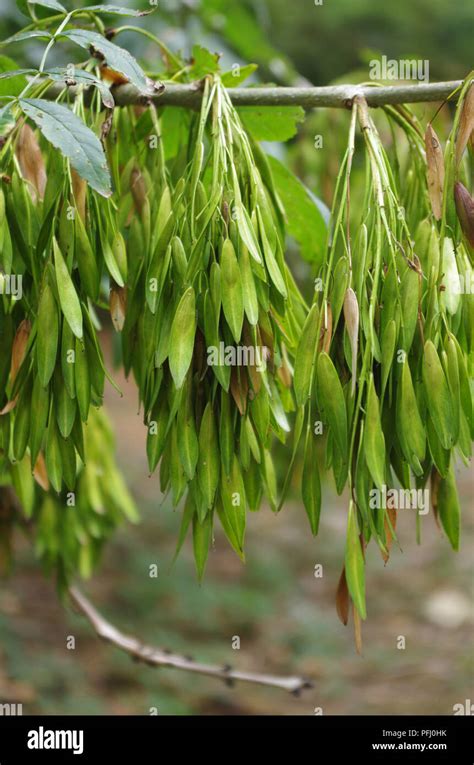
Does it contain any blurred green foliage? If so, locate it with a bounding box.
[2,0,470,84]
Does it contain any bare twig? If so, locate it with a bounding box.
[45,80,463,110]
[68,586,313,694]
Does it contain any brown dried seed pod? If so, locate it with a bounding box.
[15,124,47,202]
[336,565,350,626]
[455,83,474,166]
[454,181,474,248]
[10,319,31,384]
[71,168,87,222]
[110,285,127,332]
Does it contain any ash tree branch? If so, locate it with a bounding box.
[68,586,312,694]
[46,80,463,109]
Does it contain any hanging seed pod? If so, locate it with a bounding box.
[197,402,220,516]
[74,212,100,301]
[10,319,31,385]
[15,123,46,202]
[343,287,359,396]
[455,83,474,166]
[53,237,83,340]
[294,303,319,406]
[71,168,87,223]
[316,351,348,461]
[345,501,366,620]
[168,287,196,389]
[422,340,455,450]
[192,510,212,582]
[37,284,59,387]
[454,182,474,249]
[424,123,444,220]
[364,375,386,491]
[440,238,461,316]
[396,359,426,475]
[45,417,63,493]
[110,285,127,332]
[437,464,460,551]
[220,239,244,343]
[335,566,350,626]
[74,337,91,422]
[301,429,321,535]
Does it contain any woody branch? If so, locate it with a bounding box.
[68,586,313,694]
[48,80,462,109]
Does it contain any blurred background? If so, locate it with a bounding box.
[0,0,473,715]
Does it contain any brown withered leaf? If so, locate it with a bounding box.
[16,124,46,202]
[71,167,87,222]
[319,302,333,353]
[33,453,50,492]
[0,397,18,415]
[336,565,350,626]
[382,506,397,564]
[110,285,127,332]
[425,124,445,221]
[455,83,474,166]
[10,319,31,384]
[230,367,248,415]
[278,356,292,388]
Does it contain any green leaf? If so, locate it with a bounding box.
[81,5,154,16]
[19,98,112,197]
[0,56,29,96]
[266,155,327,266]
[238,105,304,141]
[61,29,151,95]
[221,64,258,87]
[169,287,196,389]
[345,501,366,619]
[53,237,83,340]
[29,0,66,11]
[2,30,53,46]
[0,104,15,138]
[189,45,220,78]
